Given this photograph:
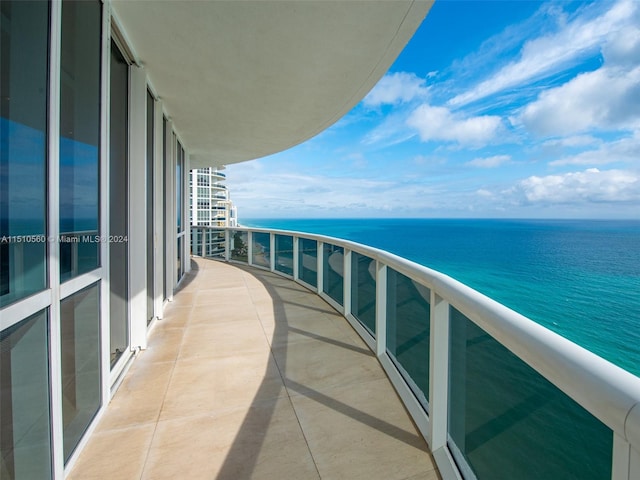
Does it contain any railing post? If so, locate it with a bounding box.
[612,433,637,480]
[375,262,387,357]
[293,236,299,280]
[224,228,230,261]
[270,233,276,272]
[247,230,253,265]
[317,241,324,295]
[632,447,640,479]
[430,292,450,451]
[344,249,352,317]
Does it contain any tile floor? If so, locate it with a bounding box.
[68,257,440,480]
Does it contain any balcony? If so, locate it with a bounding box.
[67,258,438,479]
[221,227,640,479]
[68,226,640,480]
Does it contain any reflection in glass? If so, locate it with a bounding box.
[386,268,430,405]
[252,232,270,268]
[298,238,317,287]
[176,142,184,281]
[191,227,225,258]
[230,230,248,262]
[176,142,182,233]
[59,0,101,282]
[146,90,154,324]
[274,234,293,276]
[61,284,100,463]
[322,244,343,305]
[0,0,49,307]
[351,252,376,333]
[0,310,52,480]
[109,41,129,367]
[176,236,182,282]
[162,117,168,300]
[448,307,612,479]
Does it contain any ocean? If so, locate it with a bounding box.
[243,218,640,377]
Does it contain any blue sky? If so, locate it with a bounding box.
[226,0,640,219]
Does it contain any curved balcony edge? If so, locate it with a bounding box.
[218,226,640,479]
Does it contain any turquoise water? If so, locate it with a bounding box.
[243,218,640,376]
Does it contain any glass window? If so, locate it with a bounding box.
[252,232,270,269]
[61,283,101,463]
[59,0,102,282]
[386,268,430,406]
[162,117,168,300]
[176,141,182,233]
[230,230,248,262]
[322,244,343,305]
[298,238,317,287]
[274,234,293,276]
[176,142,184,281]
[176,236,182,281]
[109,40,129,367]
[448,307,612,479]
[146,90,154,324]
[0,0,49,307]
[1,310,52,480]
[351,252,376,333]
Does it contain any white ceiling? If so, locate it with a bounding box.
[111,1,432,168]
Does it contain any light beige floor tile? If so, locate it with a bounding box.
[140,327,184,363]
[97,362,173,430]
[265,313,369,350]
[159,352,284,421]
[274,336,384,395]
[189,302,258,325]
[169,291,196,306]
[178,320,270,361]
[144,397,319,480]
[194,286,253,306]
[290,378,436,480]
[401,470,442,480]
[158,304,192,329]
[118,358,174,395]
[67,424,155,480]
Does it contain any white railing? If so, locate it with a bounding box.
[218,226,640,480]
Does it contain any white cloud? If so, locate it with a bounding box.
[363,72,429,108]
[449,0,637,107]
[519,66,640,136]
[549,133,640,166]
[407,104,503,146]
[542,135,600,148]
[362,111,418,147]
[508,168,640,204]
[226,166,399,215]
[476,189,494,197]
[602,21,640,67]
[466,154,511,168]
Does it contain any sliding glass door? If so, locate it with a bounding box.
[109,40,129,367]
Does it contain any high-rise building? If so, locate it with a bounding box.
[189,167,237,228]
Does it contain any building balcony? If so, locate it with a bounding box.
[207,227,640,479]
[67,225,640,479]
[67,257,439,479]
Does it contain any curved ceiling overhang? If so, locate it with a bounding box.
[111,0,433,168]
